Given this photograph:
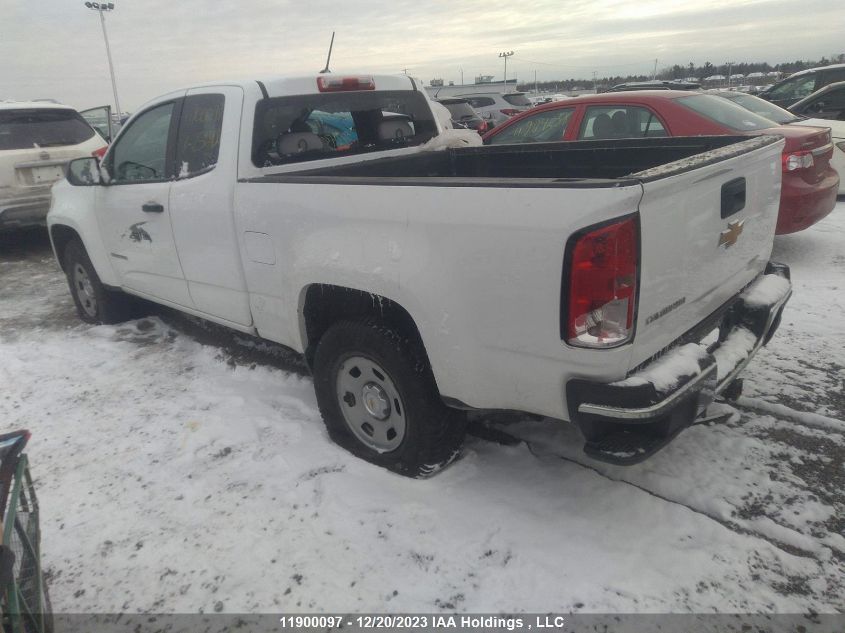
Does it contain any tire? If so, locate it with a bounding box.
[312,320,467,478]
[63,239,134,324]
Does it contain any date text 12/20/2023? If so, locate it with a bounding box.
[278,615,567,630]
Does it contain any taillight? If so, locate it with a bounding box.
[317,75,376,92]
[476,120,488,135]
[500,108,520,116]
[92,146,108,159]
[782,151,814,171]
[565,216,639,348]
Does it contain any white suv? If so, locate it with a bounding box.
[458,92,532,127]
[1,102,105,231]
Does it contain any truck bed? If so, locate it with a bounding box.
[245,136,780,186]
[235,132,784,422]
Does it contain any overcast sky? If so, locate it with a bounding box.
[1,0,843,112]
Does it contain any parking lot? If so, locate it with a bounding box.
[0,199,842,614]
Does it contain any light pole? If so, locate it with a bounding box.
[499,51,514,90]
[84,2,121,119]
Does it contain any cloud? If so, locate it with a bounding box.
[1,0,842,111]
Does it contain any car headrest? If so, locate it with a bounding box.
[278,132,323,155]
[592,113,614,139]
[611,110,628,134]
[378,120,413,141]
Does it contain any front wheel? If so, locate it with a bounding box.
[63,239,134,324]
[312,320,466,478]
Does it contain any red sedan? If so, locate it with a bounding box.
[483,91,839,234]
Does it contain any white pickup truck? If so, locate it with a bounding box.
[47,73,792,476]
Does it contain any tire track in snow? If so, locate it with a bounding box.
[495,405,845,606]
[735,396,845,435]
[519,436,819,561]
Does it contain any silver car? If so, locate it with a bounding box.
[457,92,532,127]
[0,102,105,231]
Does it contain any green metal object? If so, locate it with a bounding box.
[1,454,52,633]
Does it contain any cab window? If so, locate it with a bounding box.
[109,102,174,183]
[486,108,573,145]
[175,94,224,178]
[251,91,436,167]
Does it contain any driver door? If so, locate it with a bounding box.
[79,105,113,142]
[96,95,194,308]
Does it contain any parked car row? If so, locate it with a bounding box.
[4,66,842,238]
[712,87,845,194]
[757,63,845,108]
[481,89,841,233]
[435,92,533,130]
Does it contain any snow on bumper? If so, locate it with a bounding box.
[566,262,792,465]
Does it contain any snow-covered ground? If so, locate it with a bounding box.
[1,201,843,615]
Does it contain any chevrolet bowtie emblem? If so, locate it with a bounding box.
[719,219,745,248]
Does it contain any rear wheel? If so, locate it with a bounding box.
[64,239,134,324]
[312,320,466,477]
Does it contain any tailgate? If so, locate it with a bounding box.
[628,135,785,369]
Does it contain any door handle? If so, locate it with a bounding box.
[142,202,164,213]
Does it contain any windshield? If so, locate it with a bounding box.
[0,108,95,150]
[765,74,817,101]
[718,93,800,125]
[503,94,531,107]
[252,91,437,167]
[676,94,776,131]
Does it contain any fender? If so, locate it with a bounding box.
[47,178,120,287]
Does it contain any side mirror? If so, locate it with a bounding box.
[66,157,102,186]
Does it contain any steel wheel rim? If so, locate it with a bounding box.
[336,355,406,452]
[72,263,97,318]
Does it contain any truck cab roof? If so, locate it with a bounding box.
[155,74,421,101]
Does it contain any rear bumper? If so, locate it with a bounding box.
[566,262,792,465]
[776,169,839,234]
[0,191,51,231]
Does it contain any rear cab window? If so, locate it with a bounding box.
[676,94,776,131]
[0,109,95,150]
[251,90,437,167]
